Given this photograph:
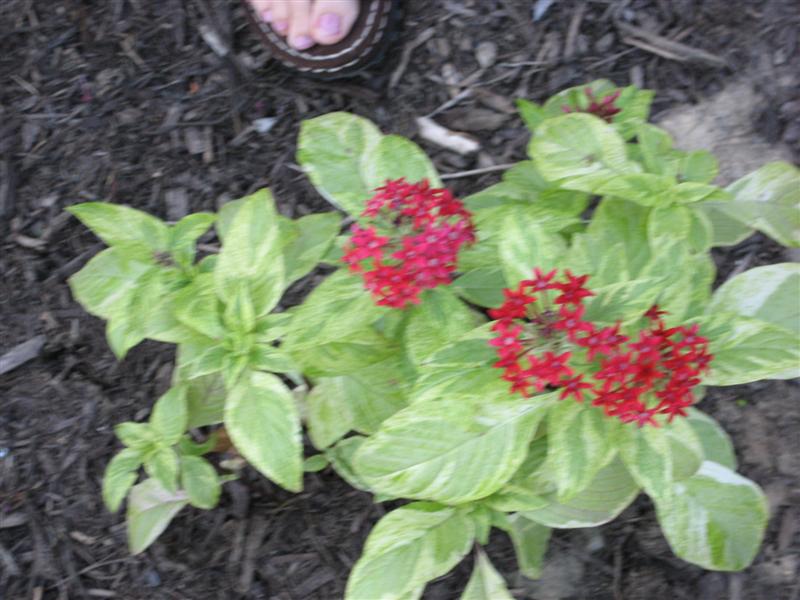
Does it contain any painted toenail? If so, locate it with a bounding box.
[292,35,314,50]
[273,20,288,33]
[318,13,341,36]
[261,9,272,22]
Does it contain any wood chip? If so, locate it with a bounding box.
[617,21,727,67]
[415,116,480,155]
[0,335,46,376]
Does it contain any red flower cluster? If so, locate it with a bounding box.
[342,179,475,308]
[489,268,712,427]
[562,88,622,123]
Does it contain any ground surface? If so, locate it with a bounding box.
[1,1,799,598]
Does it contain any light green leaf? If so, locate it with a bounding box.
[686,409,737,470]
[303,454,329,472]
[353,396,554,504]
[363,134,441,190]
[214,189,284,316]
[69,247,154,320]
[182,373,226,427]
[699,313,800,385]
[499,214,566,285]
[326,436,371,492]
[115,422,156,450]
[678,150,718,184]
[281,212,341,283]
[144,447,179,493]
[68,202,170,252]
[180,455,221,509]
[647,205,692,244]
[671,182,730,205]
[582,277,661,325]
[522,458,639,527]
[545,402,619,500]
[700,203,754,246]
[102,448,142,512]
[460,550,513,600]
[506,515,551,580]
[169,212,215,267]
[665,417,704,480]
[172,274,226,339]
[583,198,651,276]
[517,99,546,131]
[618,425,673,501]
[452,267,506,307]
[636,123,675,175]
[225,371,302,492]
[346,502,475,600]
[404,288,480,365]
[714,161,800,246]
[175,335,229,380]
[126,478,189,554]
[654,461,768,570]
[530,113,634,187]
[707,263,800,336]
[149,386,188,446]
[248,344,296,373]
[297,112,384,215]
[222,281,257,335]
[306,377,357,450]
[483,436,551,512]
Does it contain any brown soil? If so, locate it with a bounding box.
[1,1,799,599]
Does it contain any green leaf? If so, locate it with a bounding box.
[222,281,257,334]
[647,205,692,245]
[175,335,229,381]
[363,134,441,190]
[404,288,480,365]
[297,112,384,215]
[144,447,179,493]
[224,371,302,492]
[666,417,705,480]
[636,123,675,175]
[521,458,639,528]
[707,263,800,336]
[618,425,674,501]
[699,313,800,385]
[169,212,215,268]
[460,550,513,600]
[102,448,142,512]
[686,409,736,470]
[452,268,506,307]
[506,515,551,580]
[306,377,357,450]
[530,113,634,188]
[678,150,718,184]
[345,502,475,600]
[149,386,188,446]
[654,461,768,571]
[483,436,551,512]
[177,433,218,457]
[545,402,619,500]
[499,214,566,285]
[583,198,651,276]
[68,246,152,323]
[353,396,554,504]
[700,203,754,246]
[281,212,341,283]
[172,274,226,339]
[248,344,296,373]
[68,202,170,252]
[180,455,221,509]
[326,436,371,492]
[582,277,661,325]
[214,189,285,316]
[672,182,730,205]
[713,161,800,246]
[303,454,329,472]
[115,422,156,450]
[126,478,189,554]
[183,373,226,428]
[517,99,546,131]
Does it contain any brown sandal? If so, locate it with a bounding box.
[243,0,399,79]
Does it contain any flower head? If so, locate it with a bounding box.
[342,179,475,308]
[562,88,622,123]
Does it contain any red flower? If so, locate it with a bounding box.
[562,88,622,123]
[342,179,475,308]
[487,267,713,427]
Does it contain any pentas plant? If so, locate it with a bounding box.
[66,81,800,599]
[488,268,712,426]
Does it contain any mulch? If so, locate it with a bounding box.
[1,0,799,598]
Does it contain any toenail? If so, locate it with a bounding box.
[273,20,288,33]
[292,35,314,50]
[261,9,272,22]
[318,13,341,36]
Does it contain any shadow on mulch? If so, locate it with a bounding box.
[1,1,799,598]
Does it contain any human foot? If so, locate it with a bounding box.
[247,0,359,50]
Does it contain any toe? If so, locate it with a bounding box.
[288,0,315,50]
[311,0,359,46]
[248,0,273,23]
[270,0,291,35]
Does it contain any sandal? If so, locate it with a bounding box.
[242,0,400,79]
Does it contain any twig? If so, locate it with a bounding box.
[440,163,514,180]
[616,21,727,67]
[389,27,435,88]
